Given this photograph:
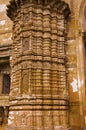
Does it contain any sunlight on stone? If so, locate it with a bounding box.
[71,78,78,92]
[0,20,5,25]
[0,4,6,12]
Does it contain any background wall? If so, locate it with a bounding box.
[0,0,12,130]
[0,0,12,45]
[64,0,86,129]
[0,0,86,130]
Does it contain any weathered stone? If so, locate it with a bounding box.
[5,0,70,130]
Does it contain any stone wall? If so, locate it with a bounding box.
[64,0,86,129]
[0,0,12,130]
[0,0,86,130]
[0,0,12,45]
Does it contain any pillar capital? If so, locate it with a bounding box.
[7,0,70,21]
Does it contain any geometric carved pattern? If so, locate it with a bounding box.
[22,38,30,52]
[6,0,71,130]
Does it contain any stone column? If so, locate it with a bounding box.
[6,0,71,130]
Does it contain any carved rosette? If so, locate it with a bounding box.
[6,0,71,130]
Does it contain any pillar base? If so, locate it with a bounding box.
[6,125,72,130]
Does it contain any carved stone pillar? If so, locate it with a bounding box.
[6,0,71,130]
